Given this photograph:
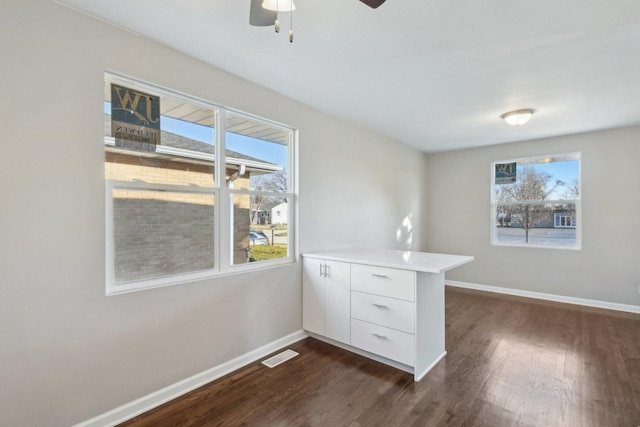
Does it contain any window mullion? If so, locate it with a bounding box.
[217,108,230,272]
[230,188,292,198]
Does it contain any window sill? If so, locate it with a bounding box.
[491,242,581,251]
[106,257,297,296]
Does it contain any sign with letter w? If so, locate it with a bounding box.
[111,84,160,152]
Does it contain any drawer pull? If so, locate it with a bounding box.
[371,273,388,278]
[371,303,388,309]
[371,332,388,339]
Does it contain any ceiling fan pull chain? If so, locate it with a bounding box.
[289,0,294,42]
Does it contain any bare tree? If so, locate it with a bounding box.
[496,166,564,243]
[250,170,287,224]
[265,169,287,194]
[250,194,268,225]
[562,179,580,200]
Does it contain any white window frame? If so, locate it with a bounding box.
[105,71,297,295]
[490,152,581,251]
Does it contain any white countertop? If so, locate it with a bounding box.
[303,248,473,274]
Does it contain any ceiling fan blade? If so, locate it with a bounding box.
[359,0,387,8]
[250,0,277,26]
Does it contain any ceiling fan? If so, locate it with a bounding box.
[250,0,387,40]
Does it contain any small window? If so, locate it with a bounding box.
[491,153,581,250]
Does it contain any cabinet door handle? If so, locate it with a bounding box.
[371,303,388,309]
[320,263,325,277]
[371,332,388,339]
[325,264,330,278]
[371,273,388,279]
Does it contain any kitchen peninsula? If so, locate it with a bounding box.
[302,248,474,381]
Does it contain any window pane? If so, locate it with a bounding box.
[493,157,579,203]
[225,113,289,192]
[104,81,216,187]
[112,187,215,283]
[231,194,289,265]
[495,202,577,247]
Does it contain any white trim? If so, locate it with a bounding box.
[107,257,296,296]
[108,179,216,194]
[491,240,581,251]
[291,129,299,263]
[230,188,292,198]
[105,70,295,134]
[446,280,640,314]
[73,330,308,427]
[105,136,282,171]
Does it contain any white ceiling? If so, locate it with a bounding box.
[55,0,640,153]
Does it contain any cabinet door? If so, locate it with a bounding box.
[302,257,325,335]
[324,260,351,344]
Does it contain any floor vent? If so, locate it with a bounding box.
[261,349,299,368]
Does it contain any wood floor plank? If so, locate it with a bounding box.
[120,287,640,426]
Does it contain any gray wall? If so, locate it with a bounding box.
[0,1,425,426]
[424,127,640,305]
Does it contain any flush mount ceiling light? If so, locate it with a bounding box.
[500,109,536,126]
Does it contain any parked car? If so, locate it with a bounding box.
[250,230,270,246]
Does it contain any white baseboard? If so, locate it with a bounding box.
[74,330,308,427]
[446,280,640,314]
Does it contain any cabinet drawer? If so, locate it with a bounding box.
[351,291,415,333]
[351,319,414,366]
[351,264,415,301]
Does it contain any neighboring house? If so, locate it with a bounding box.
[271,201,288,225]
[104,115,280,278]
[498,205,576,229]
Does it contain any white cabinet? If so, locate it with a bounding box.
[302,258,351,344]
[350,264,416,366]
[303,249,474,382]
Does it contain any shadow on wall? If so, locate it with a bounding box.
[396,213,413,250]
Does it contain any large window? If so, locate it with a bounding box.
[491,153,581,250]
[104,72,296,294]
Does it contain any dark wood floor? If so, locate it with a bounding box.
[120,287,640,426]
